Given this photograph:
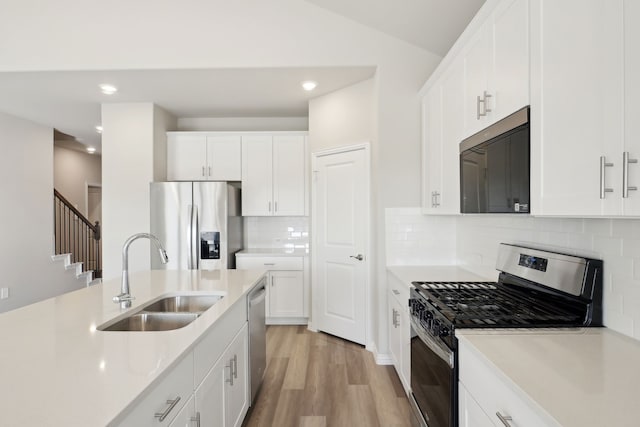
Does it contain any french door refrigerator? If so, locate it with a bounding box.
[150,182,243,270]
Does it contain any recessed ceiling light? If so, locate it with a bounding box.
[99,84,118,95]
[302,81,317,91]
[95,125,103,134]
[86,147,96,154]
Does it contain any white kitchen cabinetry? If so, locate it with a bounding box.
[459,339,561,427]
[387,273,410,392]
[241,135,306,216]
[623,0,640,215]
[236,255,307,324]
[116,295,250,427]
[195,324,248,427]
[422,57,464,215]
[167,133,242,181]
[463,0,529,138]
[530,0,626,216]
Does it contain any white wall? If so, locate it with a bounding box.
[53,146,101,216]
[0,112,82,312]
[177,117,308,132]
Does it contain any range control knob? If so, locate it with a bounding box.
[440,327,450,338]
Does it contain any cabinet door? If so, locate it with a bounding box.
[241,136,273,216]
[459,383,496,427]
[463,25,492,137]
[195,356,226,427]
[273,135,305,216]
[168,396,196,427]
[269,271,304,317]
[623,0,640,214]
[207,136,242,181]
[225,324,249,427]
[440,58,464,214]
[422,85,443,214]
[168,134,208,181]
[530,0,623,216]
[388,294,402,372]
[491,0,529,122]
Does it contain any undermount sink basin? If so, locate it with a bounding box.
[142,295,224,314]
[98,293,225,332]
[100,312,199,332]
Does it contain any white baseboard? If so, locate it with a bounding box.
[266,317,308,325]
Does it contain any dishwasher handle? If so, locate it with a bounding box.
[249,286,266,307]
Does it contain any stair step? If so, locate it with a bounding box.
[51,254,70,263]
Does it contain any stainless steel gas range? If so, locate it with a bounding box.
[408,243,603,427]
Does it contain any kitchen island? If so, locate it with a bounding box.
[0,269,266,426]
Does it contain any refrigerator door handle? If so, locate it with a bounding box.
[187,204,193,269]
[192,204,199,269]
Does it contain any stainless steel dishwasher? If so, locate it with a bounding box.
[248,278,267,405]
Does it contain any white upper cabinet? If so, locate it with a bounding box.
[463,0,529,139]
[241,134,306,216]
[167,133,241,181]
[422,57,464,215]
[530,0,625,216]
[623,0,640,215]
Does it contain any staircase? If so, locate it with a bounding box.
[53,189,102,286]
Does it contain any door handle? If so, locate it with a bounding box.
[350,254,364,261]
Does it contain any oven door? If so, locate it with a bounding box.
[410,317,456,427]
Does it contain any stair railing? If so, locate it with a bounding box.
[53,189,102,278]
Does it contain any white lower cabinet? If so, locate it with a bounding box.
[387,273,410,392]
[115,300,250,427]
[459,339,561,427]
[196,324,248,427]
[236,255,308,324]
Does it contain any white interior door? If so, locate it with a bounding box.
[312,144,369,345]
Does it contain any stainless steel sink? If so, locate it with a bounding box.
[99,312,199,332]
[142,295,224,314]
[98,293,225,332]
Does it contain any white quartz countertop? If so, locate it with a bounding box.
[236,248,308,257]
[0,269,266,427]
[457,328,640,427]
[387,265,494,285]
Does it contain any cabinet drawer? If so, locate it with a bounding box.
[459,341,560,427]
[193,300,247,386]
[236,256,303,271]
[114,354,194,427]
[387,272,410,311]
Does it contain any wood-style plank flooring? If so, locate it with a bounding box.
[243,325,412,427]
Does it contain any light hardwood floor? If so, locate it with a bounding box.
[243,325,412,427]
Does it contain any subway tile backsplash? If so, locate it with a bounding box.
[385,208,457,266]
[386,209,640,341]
[244,216,309,249]
[457,216,640,341]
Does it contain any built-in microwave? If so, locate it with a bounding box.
[460,107,530,214]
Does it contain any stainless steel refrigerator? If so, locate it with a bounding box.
[150,182,243,270]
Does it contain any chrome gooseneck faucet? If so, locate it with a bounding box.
[113,233,169,305]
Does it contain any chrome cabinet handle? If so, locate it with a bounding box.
[202,166,206,177]
[433,191,440,207]
[623,152,638,198]
[208,166,211,177]
[154,396,181,422]
[226,360,234,385]
[600,156,614,199]
[233,354,238,379]
[496,412,513,427]
[483,91,492,113]
[263,263,275,266]
[190,412,201,427]
[275,201,278,212]
[350,254,364,261]
[392,289,400,295]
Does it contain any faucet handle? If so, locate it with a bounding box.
[113,293,134,303]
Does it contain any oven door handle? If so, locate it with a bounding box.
[411,317,455,368]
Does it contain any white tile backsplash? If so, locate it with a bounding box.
[244,216,309,249]
[385,208,457,266]
[456,215,640,341]
[384,210,640,340]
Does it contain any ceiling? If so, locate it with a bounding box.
[0,67,375,153]
[0,1,485,154]
[306,0,485,56]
